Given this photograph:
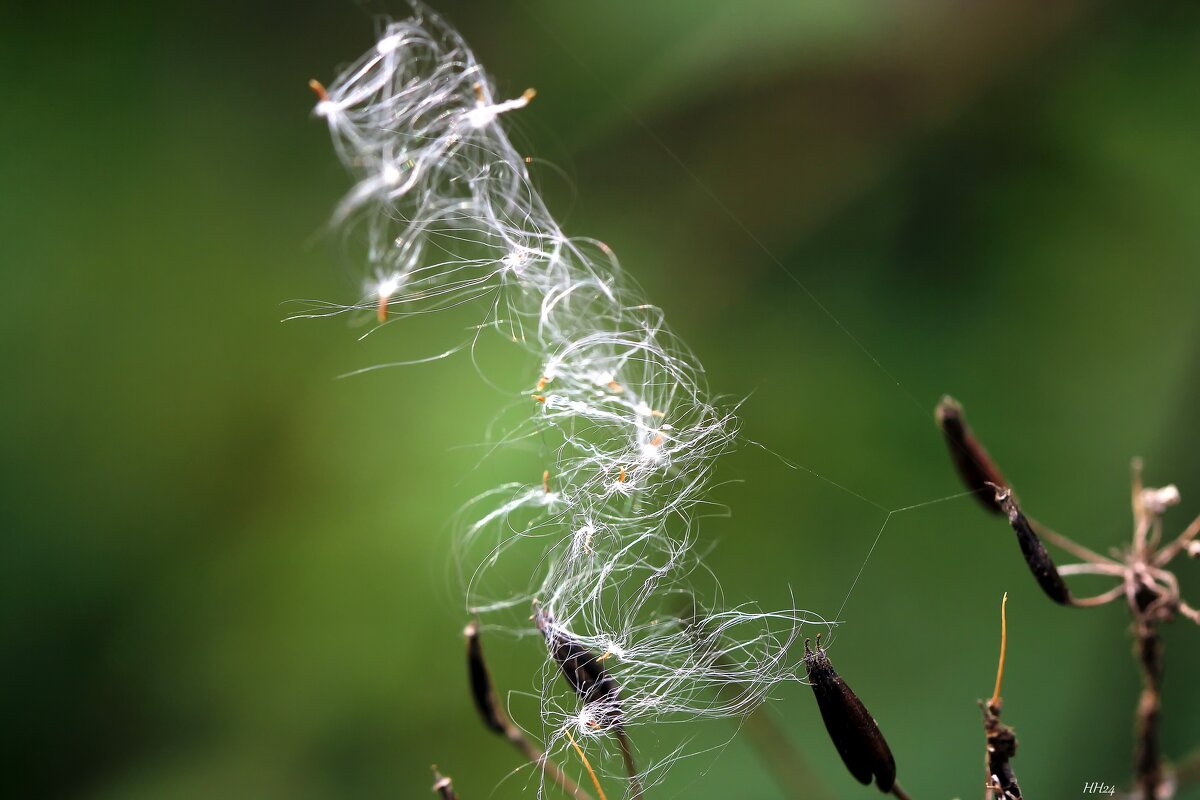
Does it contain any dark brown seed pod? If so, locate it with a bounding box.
[535,609,645,799]
[994,487,1072,605]
[461,621,595,800]
[803,637,897,793]
[936,396,1009,515]
[431,766,459,800]
[534,608,623,729]
[464,620,506,735]
[534,609,617,704]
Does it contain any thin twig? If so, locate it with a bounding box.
[1133,459,1146,553]
[1071,584,1127,608]
[615,728,644,800]
[1057,563,1125,577]
[1154,514,1200,567]
[1029,516,1121,566]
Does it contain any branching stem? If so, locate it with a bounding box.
[615,728,644,800]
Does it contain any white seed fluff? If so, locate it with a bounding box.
[310,5,821,785]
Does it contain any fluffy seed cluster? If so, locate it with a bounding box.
[309,6,818,786]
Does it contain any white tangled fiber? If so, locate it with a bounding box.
[310,6,820,790]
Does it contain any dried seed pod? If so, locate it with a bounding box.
[461,622,596,800]
[431,766,459,800]
[803,637,897,793]
[994,488,1072,605]
[464,620,506,735]
[534,608,623,729]
[936,396,1009,515]
[535,609,644,799]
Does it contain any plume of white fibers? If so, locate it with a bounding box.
[311,6,822,788]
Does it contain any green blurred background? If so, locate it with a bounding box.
[3,0,1199,797]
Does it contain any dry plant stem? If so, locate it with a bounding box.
[1071,584,1127,608]
[1126,460,1197,799]
[512,729,591,800]
[1029,516,1119,567]
[615,729,644,800]
[1133,618,1164,800]
[1155,515,1200,567]
[464,622,593,800]
[891,783,913,800]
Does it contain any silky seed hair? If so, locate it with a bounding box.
[307,4,822,783]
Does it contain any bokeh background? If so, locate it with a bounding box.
[4,1,1200,797]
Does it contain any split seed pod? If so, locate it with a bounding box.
[535,608,623,729]
[994,487,1072,605]
[804,637,897,793]
[535,609,644,799]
